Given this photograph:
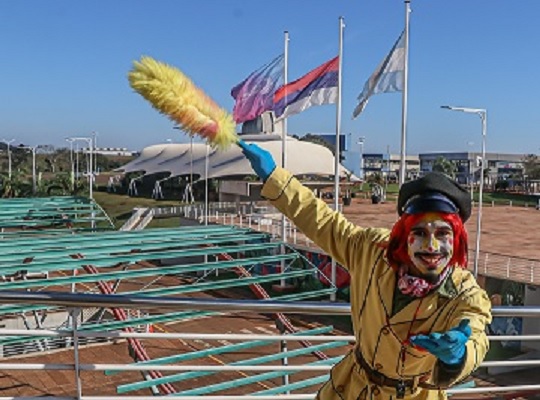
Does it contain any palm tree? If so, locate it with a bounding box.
[1,171,29,198]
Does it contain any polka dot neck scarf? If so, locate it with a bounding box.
[397,265,452,298]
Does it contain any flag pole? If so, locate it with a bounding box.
[280,31,290,289]
[331,16,345,302]
[399,0,411,186]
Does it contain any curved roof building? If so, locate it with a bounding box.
[118,134,356,181]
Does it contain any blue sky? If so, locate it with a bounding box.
[1,0,539,156]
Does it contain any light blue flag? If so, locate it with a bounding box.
[352,31,405,119]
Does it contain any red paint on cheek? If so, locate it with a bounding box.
[449,238,453,246]
[408,236,415,244]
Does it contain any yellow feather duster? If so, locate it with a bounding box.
[128,56,237,149]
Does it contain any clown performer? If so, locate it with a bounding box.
[239,141,492,400]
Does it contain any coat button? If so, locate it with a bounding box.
[372,385,380,395]
[375,363,383,370]
[382,327,390,335]
[336,385,345,393]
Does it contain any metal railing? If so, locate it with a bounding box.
[0,291,539,399]
[197,207,540,285]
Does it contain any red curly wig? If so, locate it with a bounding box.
[386,212,468,270]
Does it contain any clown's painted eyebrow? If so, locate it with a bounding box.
[410,225,452,234]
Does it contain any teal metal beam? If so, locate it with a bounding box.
[0,226,253,250]
[0,232,269,263]
[121,343,346,394]
[173,355,343,396]
[0,255,299,290]
[253,374,330,395]
[0,310,217,347]
[0,242,284,275]
[109,326,334,378]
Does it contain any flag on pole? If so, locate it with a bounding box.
[231,54,284,123]
[352,31,405,119]
[273,56,339,119]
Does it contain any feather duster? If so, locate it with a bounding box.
[128,56,237,149]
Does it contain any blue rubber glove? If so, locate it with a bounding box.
[237,140,276,181]
[410,319,471,366]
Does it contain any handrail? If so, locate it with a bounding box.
[0,290,536,317]
[1,328,540,344]
[0,290,538,398]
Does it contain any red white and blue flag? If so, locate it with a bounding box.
[273,56,339,119]
[231,54,284,123]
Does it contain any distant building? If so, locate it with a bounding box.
[362,153,420,182]
[82,147,137,157]
[418,151,527,186]
[308,133,349,152]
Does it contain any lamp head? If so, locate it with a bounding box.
[441,105,486,114]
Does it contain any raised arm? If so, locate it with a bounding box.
[239,140,380,269]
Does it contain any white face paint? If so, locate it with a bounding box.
[407,213,454,280]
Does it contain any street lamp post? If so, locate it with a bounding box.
[204,144,209,226]
[466,141,475,203]
[92,131,98,176]
[21,145,38,195]
[2,139,14,179]
[441,105,487,278]
[2,139,15,179]
[357,136,365,181]
[67,136,94,200]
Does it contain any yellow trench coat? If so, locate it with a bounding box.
[261,168,492,400]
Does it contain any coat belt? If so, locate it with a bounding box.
[354,348,438,392]
[354,347,415,389]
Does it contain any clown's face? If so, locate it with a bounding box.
[407,213,454,281]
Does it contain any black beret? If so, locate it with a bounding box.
[398,172,471,222]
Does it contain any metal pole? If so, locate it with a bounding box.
[70,308,83,400]
[280,30,290,288]
[190,136,193,186]
[8,142,12,179]
[358,137,365,181]
[441,106,487,278]
[89,138,93,200]
[32,147,36,195]
[2,139,14,179]
[331,16,344,302]
[399,0,411,186]
[204,144,209,226]
[67,139,75,191]
[75,142,80,182]
[0,290,536,317]
[385,145,390,199]
[467,141,474,202]
[474,112,487,278]
[92,131,98,176]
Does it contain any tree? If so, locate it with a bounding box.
[522,154,540,179]
[432,156,458,178]
[1,171,31,198]
[367,172,384,186]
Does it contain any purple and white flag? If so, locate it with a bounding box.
[231,54,284,123]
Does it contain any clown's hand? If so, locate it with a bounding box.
[410,319,471,366]
[238,140,276,181]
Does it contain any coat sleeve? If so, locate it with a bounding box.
[433,284,492,386]
[261,167,383,271]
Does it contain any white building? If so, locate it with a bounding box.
[82,147,137,157]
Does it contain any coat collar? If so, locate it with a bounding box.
[377,261,460,325]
